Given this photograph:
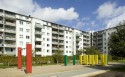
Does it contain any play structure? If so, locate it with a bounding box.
[79,54,107,66]
[18,44,32,74]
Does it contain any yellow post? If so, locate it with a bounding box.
[104,54,107,65]
[86,55,88,65]
[101,54,105,66]
[95,55,98,65]
[79,55,83,65]
[89,55,92,65]
[91,55,95,65]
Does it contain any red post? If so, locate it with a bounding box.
[18,47,22,69]
[26,44,32,73]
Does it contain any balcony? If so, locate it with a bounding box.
[58,27,64,30]
[52,36,58,39]
[52,31,58,34]
[52,26,58,29]
[5,36,16,40]
[52,47,58,50]
[59,48,64,50]
[35,24,42,28]
[4,44,15,47]
[58,37,64,40]
[5,14,16,19]
[35,31,42,35]
[5,29,16,33]
[59,42,64,45]
[0,13,3,16]
[76,34,80,36]
[35,38,42,41]
[35,45,42,48]
[5,22,16,26]
[0,36,3,39]
[0,44,3,47]
[0,21,3,24]
[0,28,4,32]
[52,41,58,44]
[59,32,64,35]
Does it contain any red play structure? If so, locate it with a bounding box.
[18,44,32,74]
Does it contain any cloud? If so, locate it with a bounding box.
[0,0,79,22]
[95,1,125,28]
[73,17,97,31]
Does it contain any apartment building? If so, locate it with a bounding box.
[0,9,91,56]
[92,28,116,54]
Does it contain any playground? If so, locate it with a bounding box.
[0,44,125,77]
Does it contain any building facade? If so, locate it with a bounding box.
[0,9,91,56]
[92,28,116,54]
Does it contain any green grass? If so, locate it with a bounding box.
[110,60,125,63]
[110,65,125,72]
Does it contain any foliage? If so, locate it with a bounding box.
[85,47,100,55]
[52,50,64,64]
[108,22,125,59]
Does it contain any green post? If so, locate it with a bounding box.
[64,55,68,66]
[73,55,76,65]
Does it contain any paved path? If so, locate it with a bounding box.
[31,66,110,77]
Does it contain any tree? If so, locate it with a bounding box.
[52,50,63,64]
[108,22,125,59]
[85,47,100,55]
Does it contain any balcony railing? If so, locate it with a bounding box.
[0,36,3,39]
[52,37,58,39]
[35,45,42,48]
[0,28,4,31]
[52,26,58,29]
[58,37,64,40]
[5,37,16,40]
[52,31,58,34]
[0,12,3,16]
[35,24,42,28]
[52,41,58,44]
[35,38,42,41]
[0,21,3,24]
[52,47,58,50]
[59,32,64,35]
[35,31,42,35]
[5,22,16,26]
[5,29,16,33]
[4,44,15,47]
[5,14,16,19]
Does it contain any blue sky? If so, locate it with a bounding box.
[0,0,125,31]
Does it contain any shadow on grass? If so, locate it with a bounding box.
[83,63,125,77]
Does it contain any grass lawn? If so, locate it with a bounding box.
[110,59,125,63]
[110,65,125,72]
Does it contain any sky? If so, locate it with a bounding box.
[0,0,125,31]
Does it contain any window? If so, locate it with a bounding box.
[19,41,23,45]
[69,51,71,53]
[26,36,30,39]
[47,33,50,36]
[66,36,68,38]
[47,44,50,47]
[43,38,45,41]
[47,50,50,53]
[20,35,23,38]
[66,46,68,48]
[20,21,23,25]
[69,37,71,39]
[69,46,71,48]
[19,28,23,32]
[47,38,49,41]
[66,51,68,53]
[66,31,68,34]
[26,29,30,32]
[66,41,68,43]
